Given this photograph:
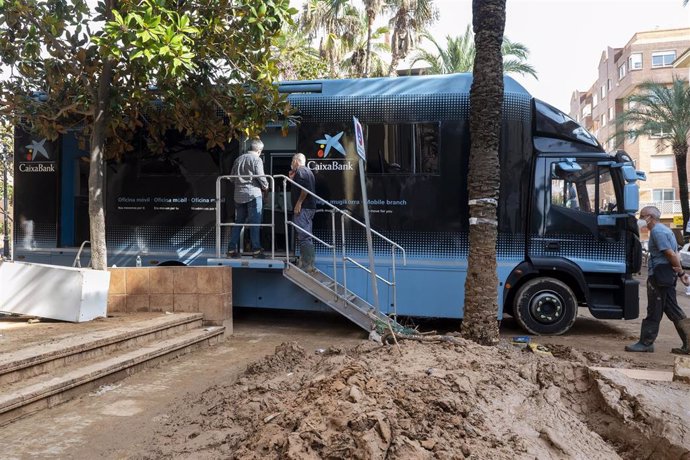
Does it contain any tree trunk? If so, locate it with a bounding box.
[388,29,400,77]
[364,15,373,77]
[674,142,689,233]
[88,59,113,270]
[461,0,506,345]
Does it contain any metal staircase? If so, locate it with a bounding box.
[214,173,408,334]
[283,261,394,332]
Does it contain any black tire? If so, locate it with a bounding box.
[514,277,577,335]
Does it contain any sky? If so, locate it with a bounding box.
[430,0,690,111]
[3,0,689,114]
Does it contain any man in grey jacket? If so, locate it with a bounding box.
[227,138,269,258]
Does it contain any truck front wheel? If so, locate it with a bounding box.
[514,277,577,335]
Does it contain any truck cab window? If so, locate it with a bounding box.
[366,123,439,175]
[551,162,617,214]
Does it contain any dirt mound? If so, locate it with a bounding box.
[245,342,307,375]
[138,339,690,459]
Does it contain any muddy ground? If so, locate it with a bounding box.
[138,339,689,460]
[2,275,690,459]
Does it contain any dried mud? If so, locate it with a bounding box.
[137,339,690,460]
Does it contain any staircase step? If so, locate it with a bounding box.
[0,326,224,426]
[283,263,387,331]
[0,313,203,387]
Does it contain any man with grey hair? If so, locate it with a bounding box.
[626,205,690,354]
[227,138,269,258]
[289,152,316,272]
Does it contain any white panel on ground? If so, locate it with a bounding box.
[0,261,110,322]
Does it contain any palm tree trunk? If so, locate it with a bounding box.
[88,58,113,271]
[674,143,689,233]
[388,28,401,77]
[365,16,373,77]
[460,0,505,345]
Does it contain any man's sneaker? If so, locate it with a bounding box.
[227,250,240,259]
[252,249,266,259]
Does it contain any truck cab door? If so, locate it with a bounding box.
[530,157,626,274]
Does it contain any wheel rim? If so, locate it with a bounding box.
[529,291,564,325]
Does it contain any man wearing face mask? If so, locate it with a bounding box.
[626,206,690,354]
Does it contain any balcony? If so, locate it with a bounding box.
[640,200,687,217]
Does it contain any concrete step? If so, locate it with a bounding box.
[0,313,204,387]
[0,325,225,426]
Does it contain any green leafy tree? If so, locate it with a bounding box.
[614,78,690,230]
[363,0,384,77]
[342,10,390,77]
[0,0,296,270]
[411,25,537,78]
[461,0,505,345]
[384,0,438,76]
[273,26,329,81]
[299,0,360,77]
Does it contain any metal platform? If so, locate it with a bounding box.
[207,257,286,270]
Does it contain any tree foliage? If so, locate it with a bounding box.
[614,78,690,229]
[411,25,536,78]
[0,0,297,268]
[299,0,361,77]
[385,0,438,76]
[1,0,296,152]
[273,25,328,81]
[341,9,390,77]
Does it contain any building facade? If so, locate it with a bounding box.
[570,28,690,218]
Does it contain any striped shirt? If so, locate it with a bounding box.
[231,151,268,204]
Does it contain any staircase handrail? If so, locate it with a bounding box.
[73,240,91,268]
[273,175,407,264]
[274,174,406,316]
[215,174,276,259]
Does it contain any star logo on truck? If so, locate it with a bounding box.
[315,132,346,158]
[25,139,50,161]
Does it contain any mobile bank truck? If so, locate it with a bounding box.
[12,73,645,335]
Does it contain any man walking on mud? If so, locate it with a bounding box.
[626,206,690,354]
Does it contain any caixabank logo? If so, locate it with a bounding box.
[18,138,56,173]
[308,131,355,171]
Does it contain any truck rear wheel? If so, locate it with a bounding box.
[514,277,577,335]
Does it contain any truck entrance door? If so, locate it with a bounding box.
[531,157,625,273]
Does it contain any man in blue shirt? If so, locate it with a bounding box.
[626,206,690,354]
[227,138,269,258]
[289,153,317,273]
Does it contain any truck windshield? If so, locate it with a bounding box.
[535,100,600,148]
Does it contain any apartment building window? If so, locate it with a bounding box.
[652,188,675,202]
[607,79,612,91]
[618,63,626,79]
[600,85,606,100]
[601,114,607,126]
[651,50,676,68]
[650,155,675,172]
[651,127,671,138]
[629,53,643,70]
[593,93,598,107]
[608,107,615,122]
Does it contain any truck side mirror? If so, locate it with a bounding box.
[623,183,639,213]
[620,164,646,182]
